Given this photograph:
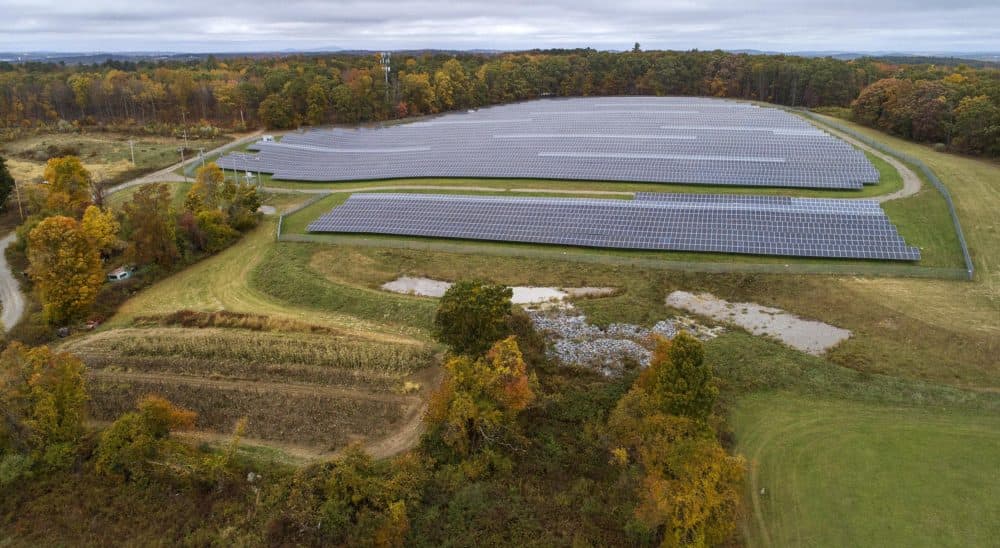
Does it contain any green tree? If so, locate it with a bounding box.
[258,92,295,129]
[0,343,88,469]
[95,395,196,481]
[433,280,513,356]
[277,446,428,546]
[27,215,105,324]
[0,155,14,211]
[122,184,179,268]
[638,332,718,422]
[195,209,239,252]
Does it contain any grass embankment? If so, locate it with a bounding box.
[733,393,1000,547]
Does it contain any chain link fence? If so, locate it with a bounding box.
[273,113,975,281]
[798,111,975,280]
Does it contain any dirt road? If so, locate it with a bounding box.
[104,130,264,196]
[0,232,25,332]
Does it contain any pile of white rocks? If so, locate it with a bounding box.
[528,310,684,375]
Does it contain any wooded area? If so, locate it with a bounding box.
[2,49,997,156]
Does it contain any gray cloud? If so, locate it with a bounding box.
[0,0,996,52]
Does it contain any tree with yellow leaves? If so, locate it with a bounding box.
[608,333,744,547]
[183,162,224,213]
[425,336,534,475]
[27,215,105,325]
[80,204,121,257]
[42,156,93,217]
[0,342,88,470]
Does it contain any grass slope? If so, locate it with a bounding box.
[733,393,1000,547]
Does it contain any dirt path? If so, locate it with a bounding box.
[0,232,25,332]
[808,117,922,203]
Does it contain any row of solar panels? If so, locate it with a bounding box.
[220,97,879,189]
[307,193,921,261]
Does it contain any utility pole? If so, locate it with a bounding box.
[178,146,187,182]
[181,109,189,149]
[199,147,206,169]
[13,178,23,221]
[129,138,135,165]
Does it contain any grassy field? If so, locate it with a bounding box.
[0,132,228,185]
[733,393,1000,547]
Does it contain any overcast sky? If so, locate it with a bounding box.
[1,0,997,53]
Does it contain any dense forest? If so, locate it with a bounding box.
[1,49,998,156]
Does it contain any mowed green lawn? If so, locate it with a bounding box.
[733,393,1000,547]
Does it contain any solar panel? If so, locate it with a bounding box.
[307,193,921,261]
[218,97,879,189]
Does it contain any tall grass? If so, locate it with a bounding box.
[74,328,432,375]
[88,377,405,447]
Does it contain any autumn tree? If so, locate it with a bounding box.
[95,395,196,481]
[122,183,179,268]
[425,337,534,476]
[952,95,1000,156]
[274,446,428,546]
[433,280,513,356]
[637,332,719,422]
[0,343,88,471]
[27,216,105,324]
[0,155,14,210]
[42,156,93,216]
[608,334,743,547]
[221,178,262,230]
[80,204,121,257]
[183,162,224,213]
[259,93,295,129]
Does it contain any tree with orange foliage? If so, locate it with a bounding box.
[27,215,105,324]
[425,336,534,476]
[609,333,744,547]
[122,183,179,268]
[95,395,196,481]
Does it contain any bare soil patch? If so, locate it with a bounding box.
[666,290,851,355]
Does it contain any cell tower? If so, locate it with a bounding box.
[379,52,391,86]
[380,52,391,102]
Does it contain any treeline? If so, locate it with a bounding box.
[851,68,1000,156]
[2,49,996,156]
[0,49,884,130]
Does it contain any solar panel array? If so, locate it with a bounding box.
[307,193,920,261]
[218,97,878,189]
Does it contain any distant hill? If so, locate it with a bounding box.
[2,48,997,67]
